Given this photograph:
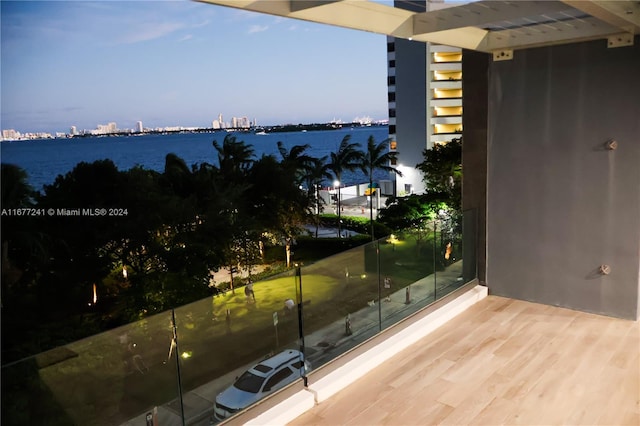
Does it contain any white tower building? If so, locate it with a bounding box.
[387,0,463,195]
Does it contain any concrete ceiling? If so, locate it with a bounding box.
[196,0,638,53]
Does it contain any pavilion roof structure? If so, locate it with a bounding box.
[196,0,638,55]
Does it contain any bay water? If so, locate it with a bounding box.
[1,126,390,192]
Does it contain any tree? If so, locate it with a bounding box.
[213,134,255,180]
[416,137,462,211]
[162,153,195,199]
[276,141,314,186]
[1,163,37,208]
[1,164,47,303]
[250,152,311,268]
[38,160,128,308]
[378,193,449,248]
[211,135,256,291]
[302,157,332,238]
[327,135,362,238]
[360,135,402,240]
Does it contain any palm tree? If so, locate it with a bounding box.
[276,141,314,186]
[249,154,308,268]
[360,135,402,240]
[328,135,363,238]
[275,142,324,257]
[211,134,255,292]
[212,134,255,180]
[303,157,332,238]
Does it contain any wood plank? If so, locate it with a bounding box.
[287,296,639,426]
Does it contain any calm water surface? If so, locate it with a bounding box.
[1,126,390,192]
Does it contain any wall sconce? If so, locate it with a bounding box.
[599,264,611,275]
[605,140,618,150]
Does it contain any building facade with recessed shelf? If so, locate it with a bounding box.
[386,0,464,195]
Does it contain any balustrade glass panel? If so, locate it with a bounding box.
[379,230,438,330]
[2,215,479,425]
[174,269,302,423]
[2,311,178,426]
[295,242,378,366]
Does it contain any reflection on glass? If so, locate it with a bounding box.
[2,213,477,425]
[2,310,178,426]
[213,349,308,421]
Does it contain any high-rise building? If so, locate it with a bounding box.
[70,126,78,136]
[387,0,463,195]
[213,113,254,129]
[136,121,143,133]
[94,122,118,135]
[1,129,20,140]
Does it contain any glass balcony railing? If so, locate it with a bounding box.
[1,209,477,426]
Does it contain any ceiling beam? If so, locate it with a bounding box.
[289,0,341,13]
[560,0,640,34]
[411,26,490,51]
[477,15,625,51]
[413,1,573,35]
[194,0,489,50]
[196,0,416,38]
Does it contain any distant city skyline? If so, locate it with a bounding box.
[1,1,389,134]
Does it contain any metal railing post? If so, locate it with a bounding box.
[295,265,307,386]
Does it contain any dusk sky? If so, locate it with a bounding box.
[1,1,389,134]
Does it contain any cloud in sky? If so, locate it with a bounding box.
[193,20,211,28]
[117,22,184,45]
[248,24,269,34]
[229,9,263,21]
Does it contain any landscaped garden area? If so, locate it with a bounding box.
[2,228,464,426]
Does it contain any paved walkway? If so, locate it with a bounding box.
[122,261,464,426]
[211,199,386,285]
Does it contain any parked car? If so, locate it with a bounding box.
[213,349,310,420]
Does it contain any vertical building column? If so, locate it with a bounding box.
[461,50,489,284]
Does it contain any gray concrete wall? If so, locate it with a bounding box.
[462,50,490,284]
[486,38,640,319]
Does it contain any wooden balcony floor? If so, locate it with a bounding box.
[289,295,639,425]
